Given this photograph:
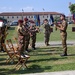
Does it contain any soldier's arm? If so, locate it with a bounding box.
[58,21,67,31]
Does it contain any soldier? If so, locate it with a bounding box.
[17,19,25,55]
[43,19,51,46]
[56,14,68,56]
[0,20,7,52]
[23,18,30,52]
[29,22,39,50]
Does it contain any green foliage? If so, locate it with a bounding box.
[54,17,60,22]
[69,3,75,14]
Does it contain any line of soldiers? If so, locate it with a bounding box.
[17,18,39,56]
[0,14,68,57]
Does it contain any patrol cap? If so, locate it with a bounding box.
[29,20,35,23]
[24,17,28,21]
[18,20,23,23]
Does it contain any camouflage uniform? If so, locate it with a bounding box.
[30,25,38,49]
[17,23,25,55]
[23,23,30,51]
[43,23,51,46]
[17,26,25,55]
[56,14,68,56]
[60,20,68,55]
[0,25,6,52]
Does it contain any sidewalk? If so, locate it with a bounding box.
[22,70,75,75]
[35,41,75,47]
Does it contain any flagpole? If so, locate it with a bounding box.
[32,8,34,20]
[22,9,24,20]
[43,8,45,19]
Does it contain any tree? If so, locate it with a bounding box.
[69,3,75,14]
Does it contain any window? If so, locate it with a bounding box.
[3,16,4,18]
[12,16,14,19]
[29,16,30,18]
[43,15,44,18]
[47,15,48,18]
[7,16,9,18]
[31,16,33,18]
[17,16,18,18]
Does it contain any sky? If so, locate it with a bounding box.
[0,0,75,16]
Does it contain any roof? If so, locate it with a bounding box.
[0,12,63,16]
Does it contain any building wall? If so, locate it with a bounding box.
[0,14,61,23]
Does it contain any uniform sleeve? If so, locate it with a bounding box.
[62,21,68,31]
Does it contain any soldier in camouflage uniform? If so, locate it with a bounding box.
[23,18,30,52]
[17,20,25,55]
[0,20,7,52]
[29,22,39,50]
[43,19,51,46]
[56,14,68,56]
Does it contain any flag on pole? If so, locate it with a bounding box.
[34,15,38,26]
[69,2,72,6]
[72,13,75,20]
[49,15,54,25]
[37,15,40,26]
[43,8,45,11]
[34,15,40,26]
[72,13,75,23]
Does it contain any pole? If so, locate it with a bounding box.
[22,9,24,20]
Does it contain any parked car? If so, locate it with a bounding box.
[10,20,18,26]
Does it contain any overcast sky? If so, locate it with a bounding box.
[0,0,75,16]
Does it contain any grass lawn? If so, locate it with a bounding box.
[0,24,75,75]
[0,46,75,75]
[6,24,75,42]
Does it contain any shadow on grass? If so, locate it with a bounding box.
[0,65,52,74]
[28,57,67,63]
[0,58,6,62]
[68,54,75,56]
[8,27,15,30]
[0,53,7,56]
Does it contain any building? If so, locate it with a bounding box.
[0,12,62,23]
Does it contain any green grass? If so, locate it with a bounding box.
[0,46,75,75]
[6,24,75,42]
[0,25,75,75]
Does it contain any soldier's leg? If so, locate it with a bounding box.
[18,38,25,55]
[61,34,67,55]
[25,35,30,51]
[32,35,36,49]
[1,39,5,52]
[47,33,50,45]
[0,42,1,52]
[44,33,47,45]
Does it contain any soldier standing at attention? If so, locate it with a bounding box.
[56,14,68,56]
[29,22,39,50]
[23,18,30,52]
[17,20,25,56]
[43,19,51,46]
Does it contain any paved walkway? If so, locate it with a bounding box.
[35,41,75,47]
[22,70,75,75]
